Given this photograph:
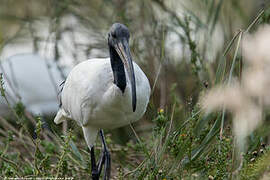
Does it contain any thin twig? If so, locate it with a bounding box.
[219,31,243,140]
[129,123,142,145]
[245,9,265,33]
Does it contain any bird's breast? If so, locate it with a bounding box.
[86,83,134,129]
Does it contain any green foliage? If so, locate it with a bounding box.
[152,109,167,134]
[240,147,270,179]
[183,16,202,77]
[0,73,5,97]
[13,102,25,119]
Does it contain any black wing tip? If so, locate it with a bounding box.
[58,80,66,108]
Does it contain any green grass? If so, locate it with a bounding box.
[0,104,267,179]
[240,147,270,180]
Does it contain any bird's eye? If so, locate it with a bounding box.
[111,32,116,38]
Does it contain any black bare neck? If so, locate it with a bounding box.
[109,46,126,93]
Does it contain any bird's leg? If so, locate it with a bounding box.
[90,147,99,180]
[97,149,105,175]
[99,129,111,180]
[90,130,110,180]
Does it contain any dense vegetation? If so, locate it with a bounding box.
[0,0,270,179]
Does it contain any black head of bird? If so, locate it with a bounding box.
[108,23,136,112]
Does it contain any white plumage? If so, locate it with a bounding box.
[54,58,150,148]
[54,23,150,179]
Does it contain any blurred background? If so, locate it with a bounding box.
[0,0,267,136]
[0,0,270,179]
[0,0,264,125]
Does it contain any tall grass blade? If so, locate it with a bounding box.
[210,0,224,35]
[182,114,221,165]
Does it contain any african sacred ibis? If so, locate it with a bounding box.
[54,23,151,179]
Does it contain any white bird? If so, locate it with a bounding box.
[54,23,151,179]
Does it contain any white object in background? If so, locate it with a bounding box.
[0,53,69,116]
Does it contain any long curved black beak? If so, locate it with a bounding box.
[114,39,136,112]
